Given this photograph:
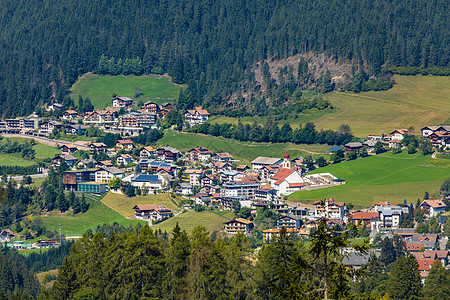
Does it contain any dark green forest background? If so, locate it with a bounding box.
[0,0,448,117]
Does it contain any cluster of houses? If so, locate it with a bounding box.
[223,197,450,281]
[327,125,450,155]
[0,97,210,136]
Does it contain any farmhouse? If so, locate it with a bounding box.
[185,106,209,126]
[89,142,107,154]
[133,204,174,221]
[61,144,78,154]
[212,152,234,162]
[112,96,134,108]
[389,129,410,140]
[420,199,447,217]
[344,142,363,153]
[140,146,156,158]
[115,139,134,151]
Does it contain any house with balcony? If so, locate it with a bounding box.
[185,106,209,126]
[313,198,346,220]
[224,218,254,235]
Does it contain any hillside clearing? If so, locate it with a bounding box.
[70,73,185,108]
[101,192,179,217]
[40,197,145,235]
[210,75,450,137]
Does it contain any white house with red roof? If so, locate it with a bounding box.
[187,147,213,161]
[420,199,447,217]
[269,168,304,195]
[389,129,410,141]
[185,106,209,126]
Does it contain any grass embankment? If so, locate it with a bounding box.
[153,211,230,234]
[159,131,330,164]
[101,192,179,217]
[288,152,450,209]
[40,197,145,236]
[70,73,185,108]
[0,137,60,166]
[211,76,450,137]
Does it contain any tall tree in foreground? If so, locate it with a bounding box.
[423,261,450,300]
[309,209,369,300]
[388,254,422,300]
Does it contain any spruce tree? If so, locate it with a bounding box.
[388,254,422,300]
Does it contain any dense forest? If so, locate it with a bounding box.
[0,0,448,117]
[35,220,450,300]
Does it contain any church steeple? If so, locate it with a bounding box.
[282,150,291,169]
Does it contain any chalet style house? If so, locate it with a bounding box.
[112,96,134,108]
[185,106,209,126]
[140,101,160,114]
[224,218,254,235]
[115,139,135,151]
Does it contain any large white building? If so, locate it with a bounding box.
[269,168,305,195]
[314,198,346,220]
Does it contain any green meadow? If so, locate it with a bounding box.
[101,192,179,217]
[211,75,450,137]
[153,211,229,234]
[158,131,330,164]
[0,137,60,166]
[40,198,145,236]
[70,73,185,108]
[288,152,450,209]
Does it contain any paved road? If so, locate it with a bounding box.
[9,172,48,182]
[0,133,90,150]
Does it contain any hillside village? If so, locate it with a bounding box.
[0,96,450,284]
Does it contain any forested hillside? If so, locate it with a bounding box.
[0,0,448,117]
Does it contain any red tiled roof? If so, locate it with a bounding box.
[117,139,134,145]
[216,152,233,158]
[271,168,295,185]
[350,212,380,220]
[406,242,424,251]
[417,259,435,271]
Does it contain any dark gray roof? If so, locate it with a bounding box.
[342,253,370,266]
[132,174,160,183]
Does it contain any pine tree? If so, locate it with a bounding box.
[388,254,422,300]
[423,261,450,299]
[58,190,69,212]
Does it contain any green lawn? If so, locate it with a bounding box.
[0,137,60,165]
[153,211,228,234]
[288,152,450,209]
[210,75,450,137]
[159,131,330,164]
[0,155,36,166]
[40,198,145,236]
[70,73,185,108]
[101,192,179,217]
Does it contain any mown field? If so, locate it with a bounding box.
[70,73,184,108]
[0,137,60,166]
[211,75,450,137]
[101,192,179,217]
[153,211,230,234]
[288,151,450,209]
[40,198,145,236]
[159,131,330,164]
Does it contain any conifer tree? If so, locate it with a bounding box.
[388,254,422,300]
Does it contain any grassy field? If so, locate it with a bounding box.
[153,211,229,234]
[40,197,145,236]
[159,131,330,164]
[0,137,60,166]
[210,76,450,137]
[70,73,185,108]
[288,152,450,209]
[101,192,179,217]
